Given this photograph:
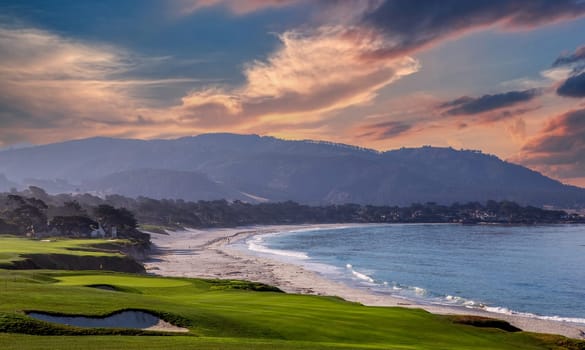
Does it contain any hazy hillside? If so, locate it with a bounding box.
[0,133,582,207]
[84,169,251,202]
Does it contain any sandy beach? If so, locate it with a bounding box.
[144,225,585,339]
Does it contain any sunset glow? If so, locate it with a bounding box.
[0,0,584,185]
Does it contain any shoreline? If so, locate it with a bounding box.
[144,224,585,340]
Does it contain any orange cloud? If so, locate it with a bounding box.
[0,27,137,130]
[0,26,205,144]
[354,120,413,140]
[175,26,420,129]
[0,24,422,146]
[513,108,585,186]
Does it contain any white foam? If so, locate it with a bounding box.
[344,264,376,283]
[351,270,375,283]
[284,225,353,235]
[286,227,327,233]
[413,287,426,296]
[247,235,308,259]
[482,306,585,325]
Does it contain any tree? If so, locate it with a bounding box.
[49,216,98,237]
[94,205,137,230]
[50,200,87,217]
[3,196,48,235]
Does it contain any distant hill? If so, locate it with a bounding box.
[0,133,582,208]
[84,168,251,202]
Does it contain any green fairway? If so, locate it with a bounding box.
[56,274,191,288]
[0,237,122,265]
[0,270,581,350]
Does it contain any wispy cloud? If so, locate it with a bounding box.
[556,72,585,97]
[174,0,304,16]
[513,108,585,184]
[552,45,585,67]
[173,0,585,144]
[354,120,413,140]
[0,27,135,130]
[545,44,585,98]
[175,26,420,128]
[439,89,542,117]
[359,0,585,59]
[0,26,206,144]
[351,88,543,143]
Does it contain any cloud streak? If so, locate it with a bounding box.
[0,26,203,145]
[0,27,133,128]
[359,0,585,59]
[439,89,542,116]
[176,26,420,128]
[552,45,585,67]
[174,0,304,15]
[169,0,584,143]
[556,71,585,97]
[355,120,413,140]
[515,108,585,183]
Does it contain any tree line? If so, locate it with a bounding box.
[0,187,146,241]
[0,187,581,240]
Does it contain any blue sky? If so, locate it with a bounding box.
[0,0,584,185]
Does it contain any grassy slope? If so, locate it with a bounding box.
[0,270,578,350]
[0,237,122,265]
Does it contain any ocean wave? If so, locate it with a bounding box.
[285,225,356,234]
[247,235,309,259]
[287,227,328,233]
[432,296,585,324]
[345,264,375,283]
[482,306,585,324]
[413,286,427,296]
[444,295,478,306]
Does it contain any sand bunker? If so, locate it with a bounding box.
[27,310,188,333]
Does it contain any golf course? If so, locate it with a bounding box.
[0,236,583,350]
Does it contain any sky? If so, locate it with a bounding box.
[0,0,584,186]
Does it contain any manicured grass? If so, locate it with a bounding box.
[0,236,123,265]
[56,275,191,288]
[0,334,438,350]
[0,270,579,350]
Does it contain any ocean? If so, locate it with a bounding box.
[244,224,585,323]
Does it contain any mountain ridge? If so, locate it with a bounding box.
[0,133,582,208]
